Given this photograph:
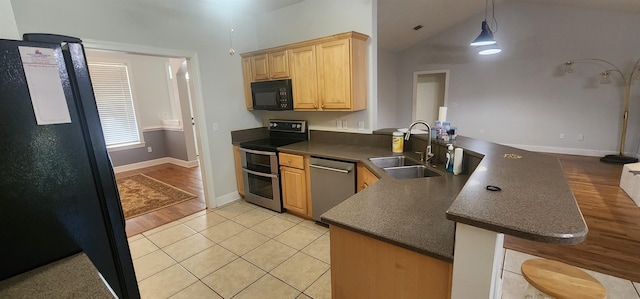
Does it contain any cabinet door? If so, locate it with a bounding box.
[269,50,289,79]
[251,54,269,81]
[289,46,318,110]
[281,166,307,215]
[233,145,244,196]
[317,39,351,110]
[241,57,253,109]
[357,163,379,192]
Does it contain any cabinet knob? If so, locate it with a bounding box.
[288,160,292,164]
[314,104,317,109]
[321,104,325,109]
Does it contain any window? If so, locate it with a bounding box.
[87,62,141,148]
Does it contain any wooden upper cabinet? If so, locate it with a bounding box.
[240,31,368,112]
[269,50,289,79]
[289,46,318,110]
[250,52,289,81]
[317,39,352,110]
[241,57,253,110]
[250,54,269,81]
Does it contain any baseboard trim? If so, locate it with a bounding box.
[216,191,241,207]
[113,157,199,173]
[166,158,199,168]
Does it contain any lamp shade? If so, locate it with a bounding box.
[470,21,497,46]
[478,43,501,55]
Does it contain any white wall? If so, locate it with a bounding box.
[394,2,640,157]
[11,0,262,205]
[0,0,18,39]
[251,0,377,132]
[377,47,398,128]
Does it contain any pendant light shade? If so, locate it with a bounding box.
[478,43,502,55]
[470,21,497,46]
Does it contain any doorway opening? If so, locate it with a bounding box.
[413,70,449,125]
[83,45,209,236]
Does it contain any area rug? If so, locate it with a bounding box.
[117,174,197,219]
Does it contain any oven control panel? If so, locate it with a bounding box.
[268,120,307,133]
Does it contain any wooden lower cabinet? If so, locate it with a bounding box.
[280,166,307,215]
[357,163,379,192]
[233,145,244,197]
[330,225,453,299]
[279,153,312,218]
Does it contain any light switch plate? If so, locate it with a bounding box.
[336,120,342,129]
[358,121,365,130]
[342,120,348,129]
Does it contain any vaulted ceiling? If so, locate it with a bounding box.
[378,0,640,51]
[188,0,640,51]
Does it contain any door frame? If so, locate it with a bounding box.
[81,39,215,208]
[412,69,450,122]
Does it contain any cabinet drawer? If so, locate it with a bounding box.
[279,153,304,169]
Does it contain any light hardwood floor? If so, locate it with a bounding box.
[504,154,640,283]
[116,163,206,237]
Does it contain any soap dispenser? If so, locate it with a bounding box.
[445,144,454,173]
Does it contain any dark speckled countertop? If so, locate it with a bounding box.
[278,134,587,263]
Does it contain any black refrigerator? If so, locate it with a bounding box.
[0,34,139,298]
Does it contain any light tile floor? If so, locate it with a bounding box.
[129,199,640,299]
[128,200,330,299]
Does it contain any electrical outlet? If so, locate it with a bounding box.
[560,133,565,139]
[147,147,153,153]
[358,121,365,130]
[342,120,348,129]
[336,120,342,129]
[212,122,219,131]
[577,133,584,141]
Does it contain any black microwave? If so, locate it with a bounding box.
[250,79,293,110]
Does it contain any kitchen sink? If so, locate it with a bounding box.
[369,156,422,168]
[383,165,442,179]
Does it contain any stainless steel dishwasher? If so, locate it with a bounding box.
[309,157,356,224]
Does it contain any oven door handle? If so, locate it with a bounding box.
[239,147,277,156]
[242,168,278,178]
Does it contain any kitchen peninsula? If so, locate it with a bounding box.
[277,131,587,299]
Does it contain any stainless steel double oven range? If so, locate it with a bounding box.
[239,120,308,212]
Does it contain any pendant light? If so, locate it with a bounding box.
[470,0,500,55]
[478,44,502,55]
[227,0,235,56]
[470,21,496,46]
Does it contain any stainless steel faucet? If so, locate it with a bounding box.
[404,120,433,162]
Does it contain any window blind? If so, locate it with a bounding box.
[87,62,141,147]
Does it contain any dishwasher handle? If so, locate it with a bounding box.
[309,163,351,174]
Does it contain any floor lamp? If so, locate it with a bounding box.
[562,58,640,164]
